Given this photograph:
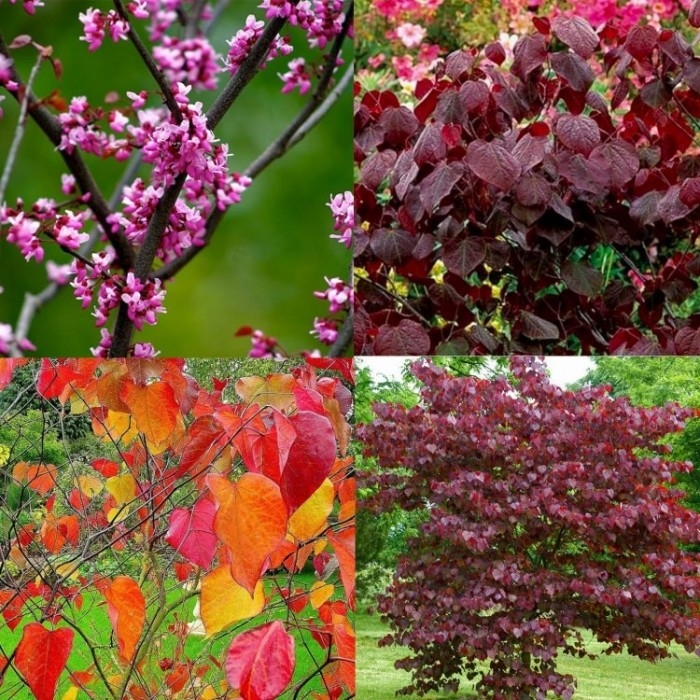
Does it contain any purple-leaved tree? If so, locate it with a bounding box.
[359,357,700,699]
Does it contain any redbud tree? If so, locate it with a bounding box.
[0,0,352,357]
[359,357,700,699]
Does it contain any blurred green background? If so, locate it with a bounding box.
[0,0,352,356]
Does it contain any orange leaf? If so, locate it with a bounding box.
[120,380,182,454]
[15,623,74,700]
[40,515,66,554]
[200,565,265,636]
[309,581,334,609]
[104,576,146,663]
[328,527,355,609]
[0,358,28,391]
[13,462,57,495]
[207,473,288,595]
[235,374,297,411]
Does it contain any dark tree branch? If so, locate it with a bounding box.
[328,312,353,357]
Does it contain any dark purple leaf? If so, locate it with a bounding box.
[511,34,548,81]
[555,114,601,156]
[459,80,491,115]
[370,228,416,266]
[589,139,639,190]
[361,150,397,190]
[378,107,420,146]
[551,16,599,59]
[374,320,431,355]
[413,124,447,167]
[442,237,487,277]
[514,173,552,207]
[624,25,659,62]
[520,311,560,340]
[560,260,604,296]
[511,134,547,170]
[550,51,595,93]
[419,162,464,211]
[466,140,522,191]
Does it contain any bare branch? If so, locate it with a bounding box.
[0,51,44,204]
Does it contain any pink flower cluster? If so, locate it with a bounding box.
[223,14,292,77]
[58,96,131,160]
[327,190,353,248]
[79,8,130,52]
[153,36,220,91]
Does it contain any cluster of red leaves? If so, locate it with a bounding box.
[358,357,700,698]
[0,357,355,700]
[355,15,700,355]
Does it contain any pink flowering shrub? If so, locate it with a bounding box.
[0,0,352,357]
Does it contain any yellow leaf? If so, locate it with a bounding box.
[200,565,265,637]
[234,374,297,411]
[201,687,217,700]
[106,474,136,523]
[55,563,80,581]
[61,687,79,700]
[309,581,334,609]
[106,474,136,506]
[77,474,103,497]
[288,479,335,542]
[95,410,139,446]
[313,538,328,555]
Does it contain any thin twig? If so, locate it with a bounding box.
[0,52,44,204]
[113,0,183,120]
[184,0,209,39]
[246,64,353,179]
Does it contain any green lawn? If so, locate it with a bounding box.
[358,613,700,700]
[0,573,326,699]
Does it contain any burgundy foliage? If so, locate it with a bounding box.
[358,358,700,699]
[354,17,700,355]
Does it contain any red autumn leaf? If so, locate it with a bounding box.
[104,576,146,663]
[0,590,24,631]
[225,621,295,700]
[90,458,119,478]
[177,415,227,478]
[0,358,28,391]
[207,473,288,595]
[15,623,74,700]
[165,498,218,569]
[281,411,337,513]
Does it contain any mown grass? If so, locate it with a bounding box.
[357,612,700,700]
[0,572,326,698]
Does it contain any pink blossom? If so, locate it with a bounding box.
[46,261,73,285]
[279,58,311,94]
[249,329,282,358]
[53,210,89,250]
[310,317,338,344]
[133,342,159,357]
[0,55,13,84]
[314,276,352,313]
[91,328,113,358]
[127,0,150,19]
[61,174,77,195]
[6,212,43,261]
[153,36,220,91]
[327,191,353,248]
[396,22,426,49]
[223,14,292,76]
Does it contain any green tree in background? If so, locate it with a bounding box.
[0,1,353,357]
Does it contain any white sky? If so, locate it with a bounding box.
[356,356,594,389]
